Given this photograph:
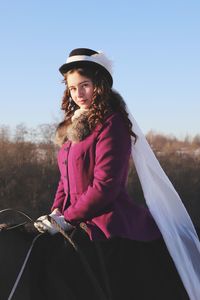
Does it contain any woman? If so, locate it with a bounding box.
[34,48,199,300]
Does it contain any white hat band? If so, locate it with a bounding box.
[66,52,113,75]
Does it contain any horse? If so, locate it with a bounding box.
[0,210,198,300]
[0,220,110,300]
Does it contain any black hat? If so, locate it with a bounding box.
[59,48,113,87]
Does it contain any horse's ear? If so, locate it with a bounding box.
[0,223,8,231]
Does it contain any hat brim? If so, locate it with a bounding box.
[59,60,113,87]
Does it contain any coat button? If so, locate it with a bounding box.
[62,159,67,165]
[80,222,88,232]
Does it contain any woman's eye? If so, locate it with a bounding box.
[69,87,75,91]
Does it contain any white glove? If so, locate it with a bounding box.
[34,214,57,235]
[49,212,74,232]
[34,211,74,235]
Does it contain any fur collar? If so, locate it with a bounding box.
[66,109,91,143]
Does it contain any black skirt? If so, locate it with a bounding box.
[29,227,189,300]
[96,236,189,300]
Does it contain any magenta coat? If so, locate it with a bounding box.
[51,112,161,241]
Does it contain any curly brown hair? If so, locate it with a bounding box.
[58,66,137,143]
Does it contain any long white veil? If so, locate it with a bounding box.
[128,109,200,300]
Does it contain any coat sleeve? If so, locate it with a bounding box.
[64,113,131,224]
[51,177,66,212]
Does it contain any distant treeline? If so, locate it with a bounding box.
[0,124,199,226]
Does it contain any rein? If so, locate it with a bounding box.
[7,234,42,300]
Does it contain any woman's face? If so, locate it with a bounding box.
[67,71,94,110]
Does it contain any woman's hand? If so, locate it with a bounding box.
[51,208,61,215]
[34,210,74,234]
[34,214,58,234]
[49,213,75,232]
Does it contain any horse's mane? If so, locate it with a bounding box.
[0,222,38,235]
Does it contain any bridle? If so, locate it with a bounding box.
[0,209,112,300]
[0,208,34,231]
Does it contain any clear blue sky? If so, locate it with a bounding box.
[0,0,199,138]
